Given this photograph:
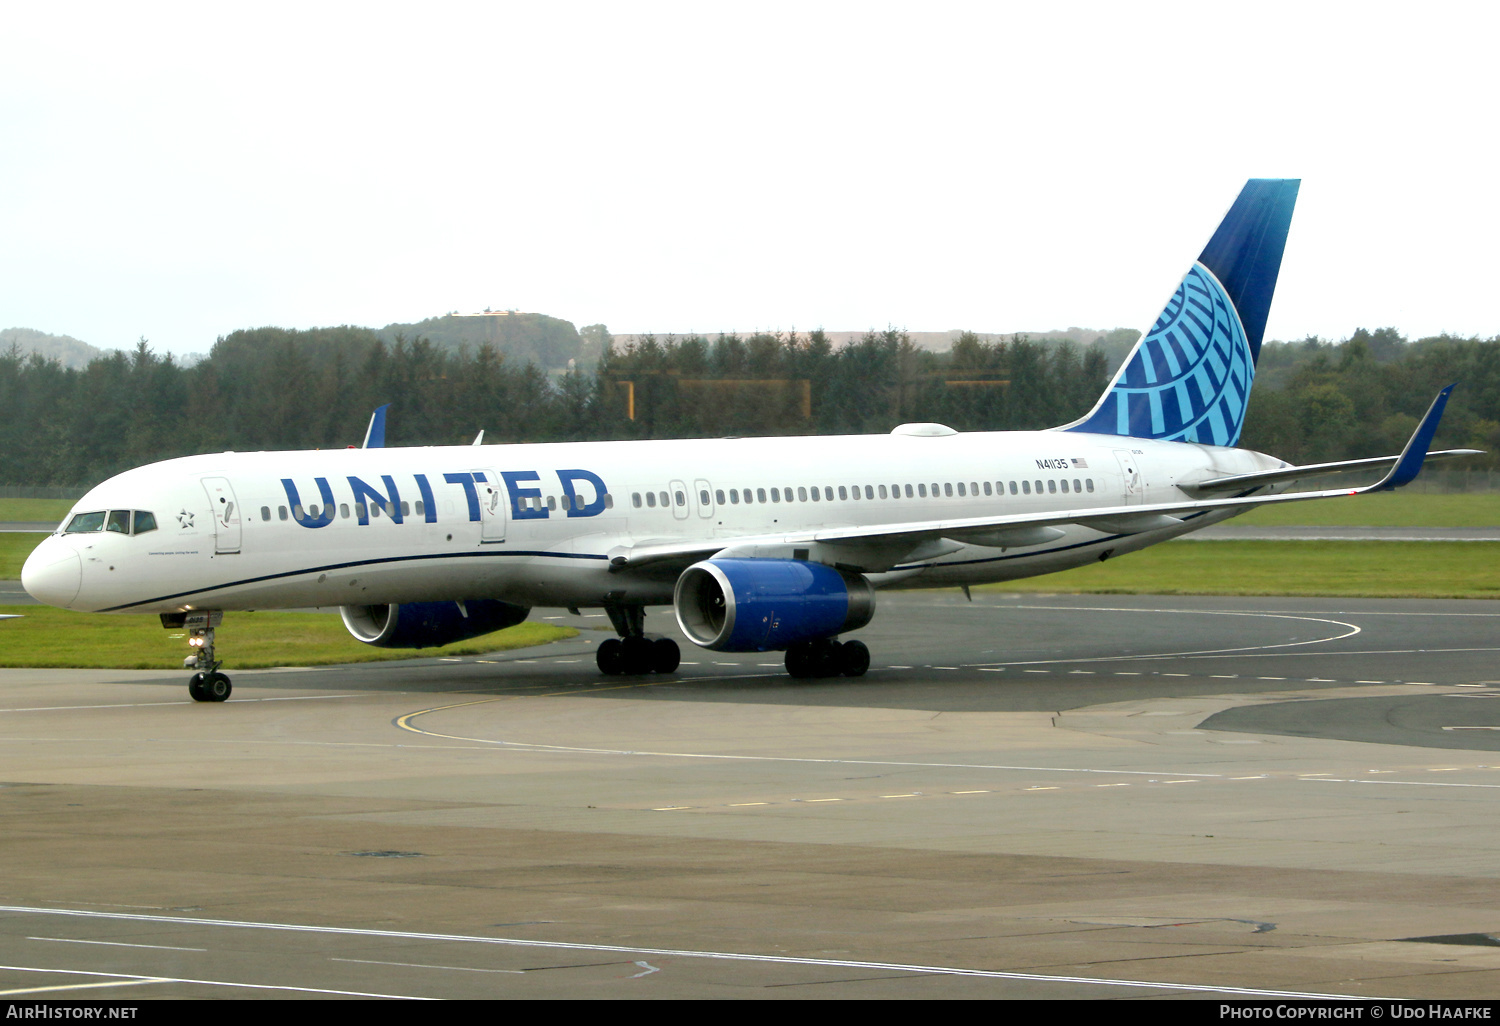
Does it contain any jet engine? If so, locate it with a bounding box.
[673,558,875,652]
[340,600,530,649]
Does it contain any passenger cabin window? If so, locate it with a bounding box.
[279,506,289,521]
[633,493,643,508]
[260,506,271,521]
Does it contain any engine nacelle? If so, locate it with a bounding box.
[340,600,530,649]
[673,558,875,652]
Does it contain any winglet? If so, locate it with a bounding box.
[1367,385,1456,492]
[362,404,390,449]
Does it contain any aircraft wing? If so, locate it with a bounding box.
[1182,448,1482,494]
[610,386,1474,574]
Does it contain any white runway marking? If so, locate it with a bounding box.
[0,962,431,999]
[28,936,206,952]
[0,905,1392,1000]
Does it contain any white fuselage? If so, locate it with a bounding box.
[22,428,1283,617]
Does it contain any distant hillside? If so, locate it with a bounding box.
[1,327,112,369]
[377,311,584,369]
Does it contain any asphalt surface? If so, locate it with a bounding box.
[2,592,1500,1000]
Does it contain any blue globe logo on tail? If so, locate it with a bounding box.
[1070,263,1252,446]
[1060,178,1299,449]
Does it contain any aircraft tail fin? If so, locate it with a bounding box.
[1061,179,1300,447]
[362,404,390,449]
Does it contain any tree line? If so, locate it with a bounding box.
[1,323,1496,489]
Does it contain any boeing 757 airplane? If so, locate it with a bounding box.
[20,180,1479,701]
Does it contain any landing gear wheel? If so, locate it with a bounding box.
[596,638,625,675]
[621,635,654,675]
[785,641,815,679]
[652,638,680,674]
[816,640,844,677]
[189,671,231,702]
[204,672,232,702]
[840,640,870,677]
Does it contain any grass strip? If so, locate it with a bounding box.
[0,606,578,669]
[1232,491,1499,528]
[0,499,72,523]
[0,534,45,578]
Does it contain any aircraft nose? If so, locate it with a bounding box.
[21,540,82,609]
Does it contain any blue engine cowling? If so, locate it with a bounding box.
[673,558,875,652]
[340,600,530,649]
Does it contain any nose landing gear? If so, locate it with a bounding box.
[165,611,232,702]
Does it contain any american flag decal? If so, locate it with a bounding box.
[1072,458,1089,469]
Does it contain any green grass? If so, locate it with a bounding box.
[1233,492,1499,528]
[0,534,44,578]
[978,540,1500,599]
[0,499,72,523]
[0,606,578,669]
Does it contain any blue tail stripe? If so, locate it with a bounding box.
[1196,179,1300,363]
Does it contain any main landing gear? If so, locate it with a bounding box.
[595,603,680,676]
[785,638,870,679]
[166,611,232,702]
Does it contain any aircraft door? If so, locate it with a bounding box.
[201,477,242,554]
[669,479,690,520]
[1113,450,1144,505]
[694,478,714,519]
[473,469,507,543]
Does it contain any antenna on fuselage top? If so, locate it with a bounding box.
[472,430,484,446]
[362,404,390,448]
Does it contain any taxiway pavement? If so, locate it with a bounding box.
[1,592,1499,999]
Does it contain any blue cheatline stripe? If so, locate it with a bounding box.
[98,549,609,612]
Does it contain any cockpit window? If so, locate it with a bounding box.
[65,511,106,533]
[64,510,158,535]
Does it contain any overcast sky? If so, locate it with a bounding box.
[2,1,1495,357]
